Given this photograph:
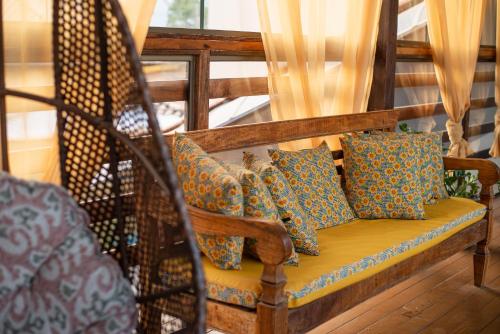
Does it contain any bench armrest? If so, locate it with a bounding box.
[187,205,293,266]
[187,205,291,307]
[442,157,500,191]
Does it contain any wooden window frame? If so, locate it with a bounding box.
[143,0,496,158]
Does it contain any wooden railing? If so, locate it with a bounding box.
[143,4,496,158]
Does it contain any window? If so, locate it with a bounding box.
[150,0,260,31]
[150,0,202,29]
[142,60,189,132]
[397,0,497,44]
[397,0,428,42]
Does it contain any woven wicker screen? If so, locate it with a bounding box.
[42,0,204,332]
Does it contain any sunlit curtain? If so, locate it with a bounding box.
[257,0,382,150]
[396,62,440,132]
[3,0,56,182]
[425,0,486,157]
[2,0,156,183]
[490,0,500,156]
[119,0,157,54]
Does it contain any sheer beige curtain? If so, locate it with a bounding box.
[2,0,156,183]
[3,0,57,182]
[490,0,500,156]
[257,0,382,150]
[425,0,486,157]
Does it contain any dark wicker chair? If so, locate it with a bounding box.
[0,0,206,332]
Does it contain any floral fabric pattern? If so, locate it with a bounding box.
[220,161,299,266]
[341,135,426,219]
[0,173,137,333]
[269,142,355,229]
[204,204,486,308]
[243,152,319,256]
[371,132,448,203]
[173,134,245,270]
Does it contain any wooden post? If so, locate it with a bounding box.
[462,106,471,140]
[474,180,495,286]
[188,50,210,130]
[367,0,398,111]
[256,264,288,334]
[0,1,9,172]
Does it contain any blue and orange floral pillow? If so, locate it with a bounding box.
[219,160,299,266]
[243,152,320,256]
[340,135,425,219]
[370,132,448,204]
[172,133,245,270]
[269,142,355,229]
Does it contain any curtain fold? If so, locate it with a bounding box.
[425,0,486,157]
[3,0,156,183]
[490,0,500,157]
[257,0,382,150]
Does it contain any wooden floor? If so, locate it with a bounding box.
[208,220,500,334]
[309,220,500,334]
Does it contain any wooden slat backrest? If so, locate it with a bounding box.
[162,109,400,153]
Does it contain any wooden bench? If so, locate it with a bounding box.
[163,109,499,334]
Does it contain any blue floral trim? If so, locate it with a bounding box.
[289,207,486,303]
[206,207,486,308]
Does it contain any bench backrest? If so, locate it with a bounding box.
[163,110,399,163]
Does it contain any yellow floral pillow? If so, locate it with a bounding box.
[370,132,448,203]
[243,152,320,256]
[340,135,425,219]
[268,142,355,230]
[172,134,244,270]
[219,161,299,266]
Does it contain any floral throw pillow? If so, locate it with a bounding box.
[371,132,448,203]
[172,133,245,270]
[243,152,320,256]
[340,135,426,219]
[219,161,299,266]
[268,142,355,229]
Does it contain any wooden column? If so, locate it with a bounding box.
[0,2,9,172]
[188,50,210,130]
[462,107,471,140]
[256,264,288,334]
[367,0,398,111]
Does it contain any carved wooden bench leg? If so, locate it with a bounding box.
[473,241,490,287]
[257,264,288,334]
[475,184,495,287]
[257,301,288,334]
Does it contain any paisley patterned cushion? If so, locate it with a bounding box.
[269,142,355,230]
[220,161,299,266]
[370,132,448,203]
[340,135,426,219]
[243,152,320,256]
[172,134,245,270]
[0,173,136,333]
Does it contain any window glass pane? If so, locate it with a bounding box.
[150,0,201,28]
[209,61,269,130]
[209,95,270,128]
[142,61,189,132]
[481,0,496,45]
[397,0,428,42]
[210,61,267,79]
[398,0,495,43]
[395,62,440,107]
[394,62,443,133]
[143,61,188,82]
[204,0,260,32]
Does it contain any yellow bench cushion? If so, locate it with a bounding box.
[204,197,486,309]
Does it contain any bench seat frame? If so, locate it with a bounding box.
[155,110,499,334]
